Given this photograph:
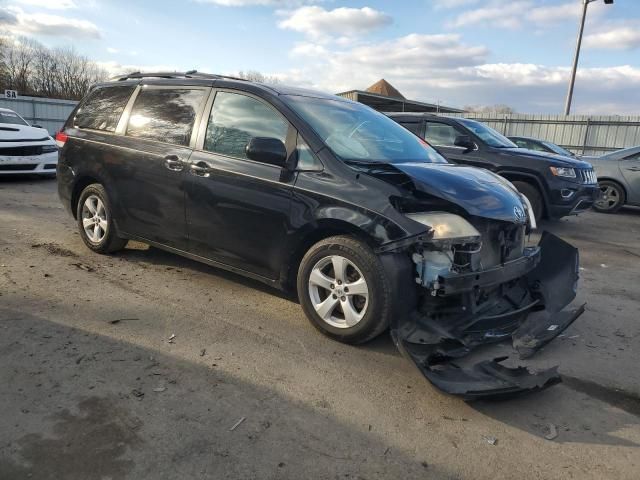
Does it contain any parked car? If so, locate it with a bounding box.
[387,113,598,222]
[583,146,640,213]
[57,72,584,398]
[509,136,577,158]
[0,108,58,176]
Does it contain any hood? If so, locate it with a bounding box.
[393,162,527,223]
[501,147,593,169]
[0,124,52,143]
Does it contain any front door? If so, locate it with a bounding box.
[110,85,209,249]
[620,151,640,204]
[185,90,296,280]
[423,120,490,169]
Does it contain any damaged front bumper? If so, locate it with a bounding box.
[391,232,584,400]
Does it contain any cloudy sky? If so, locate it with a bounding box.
[1,0,639,114]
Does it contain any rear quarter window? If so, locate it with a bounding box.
[73,85,135,132]
[126,88,206,146]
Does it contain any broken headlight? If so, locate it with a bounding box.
[405,212,480,242]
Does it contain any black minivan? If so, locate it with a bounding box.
[57,72,584,398]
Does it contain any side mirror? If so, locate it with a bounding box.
[454,135,475,151]
[246,137,287,167]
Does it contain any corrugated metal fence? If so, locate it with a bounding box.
[446,113,640,156]
[0,95,78,135]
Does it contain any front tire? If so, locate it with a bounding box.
[512,181,543,223]
[297,236,392,344]
[76,183,128,254]
[593,180,625,213]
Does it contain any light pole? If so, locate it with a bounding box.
[564,0,614,116]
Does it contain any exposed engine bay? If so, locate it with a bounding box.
[362,162,585,399]
[394,230,583,399]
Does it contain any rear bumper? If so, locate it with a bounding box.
[392,232,584,400]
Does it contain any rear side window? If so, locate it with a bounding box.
[203,91,288,160]
[424,122,460,147]
[74,86,134,132]
[126,88,206,146]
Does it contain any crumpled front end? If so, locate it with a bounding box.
[389,229,584,400]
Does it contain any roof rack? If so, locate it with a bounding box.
[110,70,249,82]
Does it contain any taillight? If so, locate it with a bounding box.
[55,131,68,148]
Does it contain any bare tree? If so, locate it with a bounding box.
[464,104,516,114]
[237,70,280,84]
[0,33,108,100]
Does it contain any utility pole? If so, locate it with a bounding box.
[564,0,614,115]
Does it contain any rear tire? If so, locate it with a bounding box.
[297,235,392,344]
[76,183,128,254]
[593,180,625,213]
[512,181,543,223]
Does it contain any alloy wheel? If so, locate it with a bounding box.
[81,194,108,243]
[595,183,621,211]
[308,255,369,329]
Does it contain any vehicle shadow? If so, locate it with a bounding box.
[120,243,403,357]
[0,307,442,480]
[0,174,56,184]
[119,242,296,302]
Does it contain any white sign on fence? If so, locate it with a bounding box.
[4,90,18,99]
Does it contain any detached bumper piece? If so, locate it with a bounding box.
[393,232,585,400]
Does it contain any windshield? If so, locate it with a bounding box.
[458,118,517,148]
[0,110,28,126]
[285,96,447,164]
[543,141,573,157]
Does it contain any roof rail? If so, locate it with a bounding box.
[110,70,249,82]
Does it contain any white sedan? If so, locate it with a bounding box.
[0,108,58,175]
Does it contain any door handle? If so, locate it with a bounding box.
[626,166,640,172]
[164,155,184,172]
[190,162,211,178]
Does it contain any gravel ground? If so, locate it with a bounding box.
[1,176,639,480]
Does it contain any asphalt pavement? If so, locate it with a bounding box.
[1,176,639,479]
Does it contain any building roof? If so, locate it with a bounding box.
[365,79,405,99]
[336,89,463,114]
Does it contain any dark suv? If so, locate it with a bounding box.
[57,72,584,398]
[387,113,599,221]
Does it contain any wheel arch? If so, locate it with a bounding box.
[281,219,380,292]
[497,170,548,214]
[70,175,103,219]
[597,177,628,199]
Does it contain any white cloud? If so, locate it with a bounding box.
[96,61,179,77]
[273,33,640,114]
[447,0,587,30]
[528,2,580,24]
[0,6,100,38]
[433,0,480,10]
[106,47,119,54]
[278,6,392,42]
[584,25,640,50]
[448,0,531,29]
[12,0,77,9]
[196,0,318,6]
[290,42,328,57]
